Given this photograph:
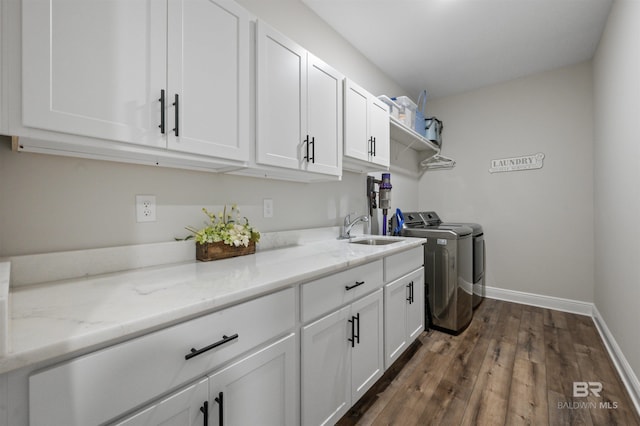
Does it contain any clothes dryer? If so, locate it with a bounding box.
[443,222,485,309]
[396,212,473,334]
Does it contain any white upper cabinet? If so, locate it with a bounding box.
[256,21,343,178]
[306,53,343,175]
[256,21,306,171]
[22,0,166,147]
[369,96,391,168]
[21,0,249,165]
[166,0,250,161]
[344,80,369,163]
[343,78,390,172]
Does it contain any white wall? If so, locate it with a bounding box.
[593,0,640,382]
[235,0,405,97]
[418,62,595,303]
[0,0,415,257]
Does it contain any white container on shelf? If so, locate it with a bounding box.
[391,96,417,129]
[377,95,401,120]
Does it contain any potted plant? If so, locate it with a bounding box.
[187,205,260,261]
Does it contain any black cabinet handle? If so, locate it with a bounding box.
[158,89,165,134]
[348,313,360,348]
[173,93,179,136]
[406,281,414,304]
[304,135,310,162]
[303,136,315,163]
[348,315,355,347]
[368,136,374,155]
[345,281,365,291]
[310,136,315,163]
[373,137,377,156]
[214,392,223,426]
[185,334,238,360]
[200,401,208,426]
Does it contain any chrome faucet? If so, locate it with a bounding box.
[339,213,369,239]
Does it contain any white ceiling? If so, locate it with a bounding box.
[301,0,613,100]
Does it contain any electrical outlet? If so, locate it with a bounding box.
[263,198,273,218]
[136,195,157,222]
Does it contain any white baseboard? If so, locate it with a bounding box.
[484,285,640,416]
[592,306,640,415]
[484,285,593,316]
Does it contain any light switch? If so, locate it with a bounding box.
[263,199,273,218]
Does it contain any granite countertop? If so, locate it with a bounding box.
[0,234,424,374]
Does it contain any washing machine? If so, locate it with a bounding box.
[414,212,485,309]
[395,212,473,334]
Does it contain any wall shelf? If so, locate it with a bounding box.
[389,116,440,157]
[388,116,456,173]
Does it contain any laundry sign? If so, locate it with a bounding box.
[489,152,545,174]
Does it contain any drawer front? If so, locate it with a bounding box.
[29,287,295,426]
[384,246,423,283]
[301,260,382,323]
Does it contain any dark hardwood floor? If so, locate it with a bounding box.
[337,298,640,426]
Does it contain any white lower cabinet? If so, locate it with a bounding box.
[29,288,295,426]
[207,333,297,426]
[115,333,296,426]
[384,267,425,369]
[301,288,383,426]
[301,306,350,426]
[22,247,425,426]
[350,289,385,402]
[113,379,209,426]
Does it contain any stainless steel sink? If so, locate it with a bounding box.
[349,238,403,246]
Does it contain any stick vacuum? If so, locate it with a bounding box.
[367,173,392,235]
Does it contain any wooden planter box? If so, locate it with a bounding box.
[196,241,256,261]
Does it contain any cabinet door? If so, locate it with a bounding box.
[305,53,343,176]
[256,21,307,170]
[406,268,425,341]
[167,0,249,161]
[22,0,166,147]
[208,334,297,426]
[301,306,351,426]
[113,378,208,426]
[350,289,384,403]
[384,268,425,369]
[0,0,4,135]
[343,79,369,162]
[384,277,409,368]
[369,96,390,168]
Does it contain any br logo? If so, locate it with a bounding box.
[573,382,603,398]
